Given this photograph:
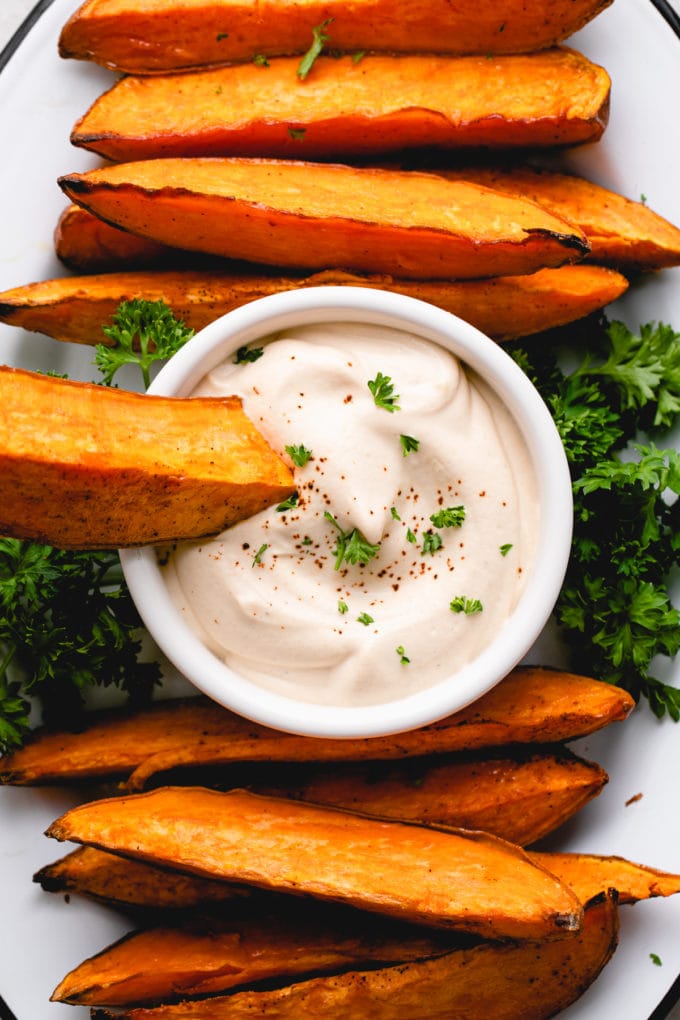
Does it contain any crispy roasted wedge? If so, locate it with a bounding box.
[46,787,584,939]
[51,902,456,1007]
[55,203,180,271]
[0,667,635,789]
[59,0,613,73]
[533,852,680,906]
[86,893,617,1020]
[71,50,610,162]
[37,845,680,916]
[34,846,241,912]
[58,158,590,280]
[0,366,293,548]
[437,166,680,272]
[0,265,628,346]
[254,750,608,846]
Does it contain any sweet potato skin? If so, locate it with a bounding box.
[0,667,635,788]
[0,265,629,345]
[87,893,617,1020]
[59,0,613,73]
[54,203,179,271]
[438,166,680,271]
[71,50,610,162]
[0,366,294,548]
[46,787,584,939]
[58,158,590,280]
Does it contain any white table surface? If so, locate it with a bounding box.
[1,1,679,1018]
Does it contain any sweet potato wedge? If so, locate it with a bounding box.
[437,166,680,272]
[58,0,613,74]
[0,366,293,548]
[254,750,608,846]
[71,49,610,162]
[55,203,181,271]
[534,852,680,906]
[51,903,456,1007]
[46,786,584,939]
[34,846,241,912]
[58,158,590,280]
[0,265,629,346]
[86,893,617,1020]
[37,844,680,917]
[0,667,635,788]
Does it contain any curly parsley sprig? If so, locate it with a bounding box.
[513,318,680,719]
[96,298,194,388]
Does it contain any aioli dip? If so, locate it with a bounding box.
[163,322,538,706]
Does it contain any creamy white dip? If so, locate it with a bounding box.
[163,322,538,706]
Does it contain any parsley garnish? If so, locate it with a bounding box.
[357,612,374,626]
[650,953,662,966]
[338,600,348,614]
[352,50,366,63]
[500,543,513,556]
[368,372,400,412]
[288,127,306,141]
[396,645,410,664]
[390,506,401,521]
[216,32,229,40]
[513,318,680,718]
[406,528,417,544]
[324,512,381,570]
[276,493,299,512]
[450,596,483,615]
[95,299,194,388]
[297,19,333,80]
[252,543,268,566]
[421,531,443,556]
[400,434,420,456]
[234,345,264,364]
[253,54,270,67]
[0,541,159,753]
[430,506,465,529]
[285,444,313,467]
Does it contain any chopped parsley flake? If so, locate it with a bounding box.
[421,531,443,556]
[338,600,349,614]
[400,434,420,456]
[500,543,513,556]
[406,528,417,544]
[285,443,313,467]
[297,19,333,80]
[276,493,299,512]
[352,50,366,63]
[450,596,483,615]
[234,345,264,364]
[324,512,381,570]
[430,505,465,529]
[390,506,401,521]
[252,543,268,566]
[253,54,270,67]
[650,953,662,966]
[357,612,374,626]
[396,645,410,664]
[288,127,306,141]
[216,32,229,40]
[368,372,400,412]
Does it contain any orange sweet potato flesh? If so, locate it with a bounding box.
[255,750,608,847]
[46,786,584,939]
[0,366,294,549]
[0,667,635,788]
[55,203,180,271]
[58,0,613,73]
[86,893,617,1020]
[0,265,628,346]
[533,852,680,906]
[438,166,680,272]
[52,903,456,1007]
[70,50,610,162]
[58,158,590,280]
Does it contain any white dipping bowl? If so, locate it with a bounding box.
[120,286,572,738]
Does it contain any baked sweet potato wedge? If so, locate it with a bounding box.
[55,203,181,271]
[58,158,590,280]
[34,846,241,912]
[51,903,455,1007]
[86,893,617,1020]
[0,366,294,548]
[437,166,680,272]
[0,265,629,346]
[37,845,680,917]
[46,786,584,939]
[254,750,608,846]
[1,667,635,788]
[534,852,680,906]
[70,49,610,162]
[58,0,613,74]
